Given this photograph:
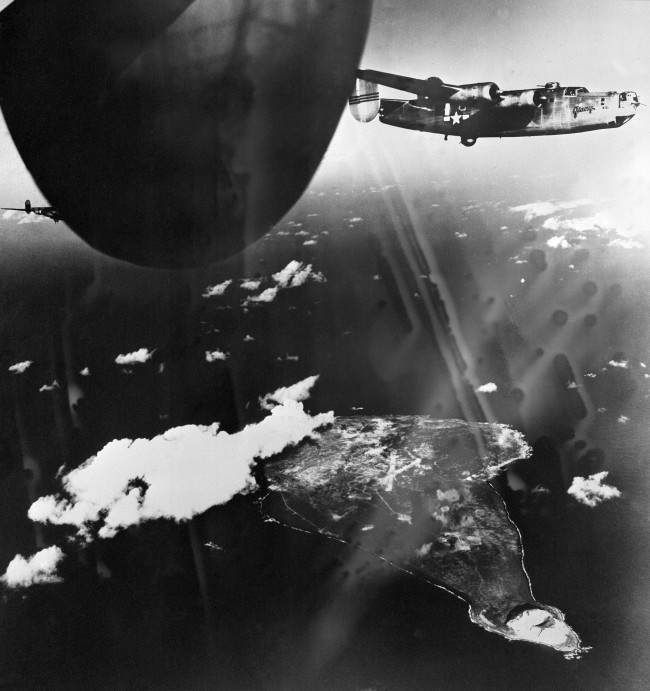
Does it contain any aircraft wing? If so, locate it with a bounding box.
[356,69,459,100]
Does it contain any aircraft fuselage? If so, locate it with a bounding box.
[379,86,638,142]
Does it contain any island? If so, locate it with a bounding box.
[262,416,586,658]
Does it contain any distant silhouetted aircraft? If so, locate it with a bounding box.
[1,200,61,222]
[350,69,640,146]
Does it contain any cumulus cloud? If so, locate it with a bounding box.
[80,367,90,376]
[28,377,332,540]
[608,359,628,369]
[8,360,32,374]
[607,238,644,250]
[509,199,592,221]
[240,279,261,291]
[2,546,64,588]
[288,263,325,287]
[243,286,278,306]
[18,214,47,225]
[202,280,232,298]
[476,382,497,394]
[272,260,325,288]
[542,213,608,233]
[546,235,571,249]
[567,471,621,507]
[39,380,60,392]
[272,260,303,288]
[243,334,255,342]
[259,374,320,411]
[242,262,325,306]
[205,349,228,362]
[115,348,153,366]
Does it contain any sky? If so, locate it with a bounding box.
[1,0,649,238]
[317,0,650,244]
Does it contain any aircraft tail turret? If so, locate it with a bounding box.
[349,78,380,122]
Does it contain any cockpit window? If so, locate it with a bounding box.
[563,87,588,96]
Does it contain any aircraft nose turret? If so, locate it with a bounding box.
[614,90,640,127]
[615,114,635,127]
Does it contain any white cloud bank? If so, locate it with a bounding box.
[8,360,32,374]
[2,546,64,588]
[607,238,644,250]
[567,471,621,507]
[28,376,333,540]
[205,349,228,362]
[542,213,609,233]
[243,261,326,306]
[272,260,325,289]
[240,279,261,291]
[202,280,232,298]
[546,235,572,249]
[244,286,278,305]
[476,382,497,394]
[259,375,320,411]
[18,214,47,225]
[509,199,592,222]
[115,348,153,366]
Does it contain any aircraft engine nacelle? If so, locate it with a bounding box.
[448,81,501,104]
[498,89,545,108]
[349,78,380,122]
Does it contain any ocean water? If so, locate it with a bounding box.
[0,166,648,689]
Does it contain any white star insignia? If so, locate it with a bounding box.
[450,111,462,125]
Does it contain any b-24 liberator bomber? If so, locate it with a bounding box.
[349,69,640,146]
[1,199,61,223]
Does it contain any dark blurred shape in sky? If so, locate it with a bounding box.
[0,0,372,267]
